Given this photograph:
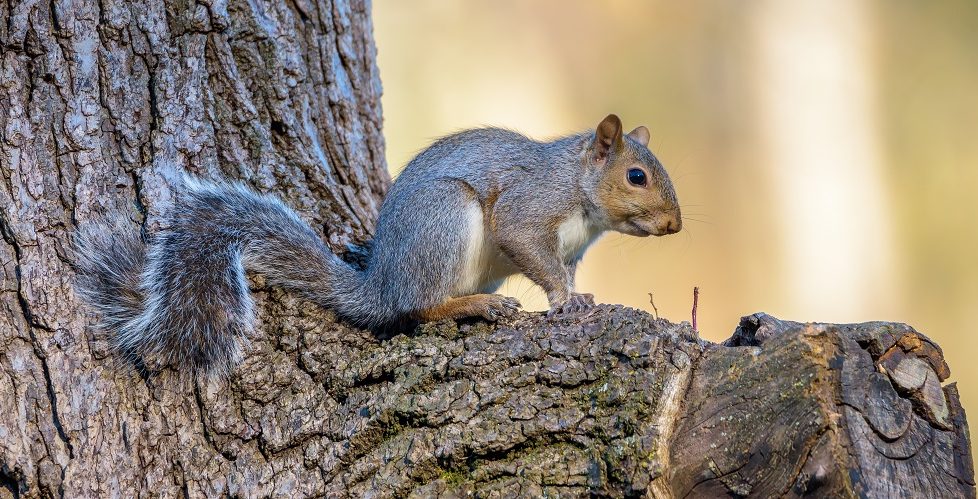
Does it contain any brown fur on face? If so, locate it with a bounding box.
[590,114,681,237]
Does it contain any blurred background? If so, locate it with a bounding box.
[373,0,978,438]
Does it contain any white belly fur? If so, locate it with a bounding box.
[454,202,519,295]
[557,210,603,263]
[454,205,602,296]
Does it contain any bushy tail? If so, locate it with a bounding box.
[74,220,148,355]
[73,179,373,373]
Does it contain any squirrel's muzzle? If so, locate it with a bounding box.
[659,213,682,235]
[622,210,682,237]
[648,210,682,236]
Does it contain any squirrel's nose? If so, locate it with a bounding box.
[659,214,681,235]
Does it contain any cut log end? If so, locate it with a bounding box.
[678,312,975,498]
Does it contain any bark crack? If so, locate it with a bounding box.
[0,217,75,466]
[647,347,698,498]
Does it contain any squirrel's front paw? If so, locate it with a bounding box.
[480,294,522,321]
[547,292,595,318]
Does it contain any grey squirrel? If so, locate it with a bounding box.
[74,114,681,372]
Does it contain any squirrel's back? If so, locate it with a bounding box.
[390,128,585,196]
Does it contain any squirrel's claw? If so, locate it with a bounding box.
[547,292,596,318]
[482,294,522,321]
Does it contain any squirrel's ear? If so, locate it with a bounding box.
[627,126,650,147]
[594,114,623,164]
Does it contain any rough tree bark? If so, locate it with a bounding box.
[0,0,974,497]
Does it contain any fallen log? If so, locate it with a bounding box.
[12,298,968,497]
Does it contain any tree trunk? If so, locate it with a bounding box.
[0,0,973,497]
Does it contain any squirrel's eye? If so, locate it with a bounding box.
[627,168,647,186]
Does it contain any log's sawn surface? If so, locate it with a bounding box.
[672,313,974,498]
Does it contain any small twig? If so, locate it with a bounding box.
[647,293,659,320]
[691,286,700,334]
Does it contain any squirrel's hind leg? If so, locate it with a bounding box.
[414,294,521,323]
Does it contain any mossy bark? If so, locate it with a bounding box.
[0,0,974,497]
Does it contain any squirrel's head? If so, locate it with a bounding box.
[587,114,681,237]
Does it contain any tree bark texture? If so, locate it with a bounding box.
[0,0,974,497]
